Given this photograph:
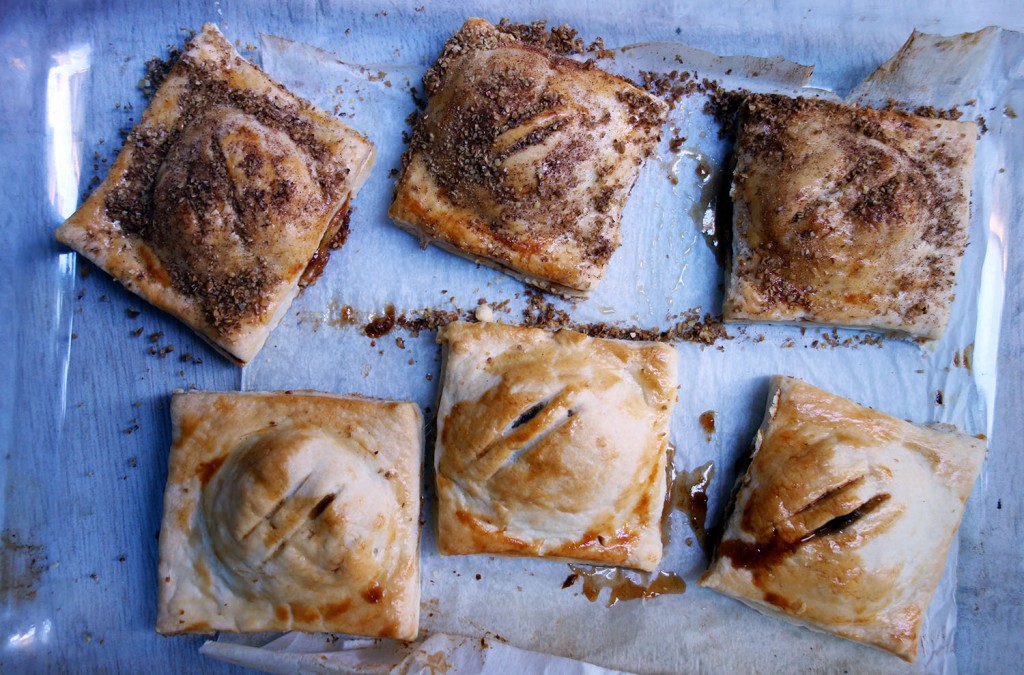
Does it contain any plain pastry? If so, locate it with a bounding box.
[434,321,678,571]
[156,390,422,640]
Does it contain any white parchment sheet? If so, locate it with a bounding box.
[200,25,1022,675]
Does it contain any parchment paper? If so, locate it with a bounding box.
[201,24,1019,675]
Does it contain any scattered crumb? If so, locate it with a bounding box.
[521,291,731,347]
[139,45,184,99]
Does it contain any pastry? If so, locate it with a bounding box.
[56,24,375,364]
[700,376,986,661]
[389,18,667,297]
[723,94,976,339]
[434,321,678,571]
[156,390,422,640]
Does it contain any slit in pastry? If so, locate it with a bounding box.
[156,390,422,640]
[701,375,986,662]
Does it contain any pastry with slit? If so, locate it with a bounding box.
[389,18,667,297]
[723,94,976,339]
[434,321,678,571]
[156,390,422,640]
[700,376,986,661]
[55,23,375,364]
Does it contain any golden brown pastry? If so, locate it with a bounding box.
[723,95,976,339]
[389,18,667,297]
[156,391,422,640]
[56,24,375,364]
[700,376,986,661]
[434,321,678,571]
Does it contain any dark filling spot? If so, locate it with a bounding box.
[803,493,890,542]
[308,493,337,520]
[511,402,546,429]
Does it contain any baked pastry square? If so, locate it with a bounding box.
[723,94,976,339]
[156,391,422,640]
[56,24,375,364]
[389,18,667,297]
[700,376,986,661]
[434,321,678,571]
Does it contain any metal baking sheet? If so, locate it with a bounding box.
[2,1,1021,672]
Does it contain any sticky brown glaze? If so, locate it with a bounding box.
[698,410,716,440]
[700,376,987,662]
[671,461,715,550]
[566,565,686,607]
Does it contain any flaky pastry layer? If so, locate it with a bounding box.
[435,321,678,571]
[157,390,422,640]
[700,376,985,661]
[56,24,375,364]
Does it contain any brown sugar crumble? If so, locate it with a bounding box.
[520,290,731,347]
[393,308,467,337]
[494,19,585,56]
[394,18,664,297]
[104,29,351,339]
[637,68,753,142]
[330,293,735,348]
[139,46,184,99]
[493,19,615,59]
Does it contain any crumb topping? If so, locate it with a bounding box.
[103,30,354,336]
[726,94,975,337]
[394,18,666,293]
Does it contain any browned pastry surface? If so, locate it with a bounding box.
[156,390,422,640]
[56,23,375,364]
[724,94,976,339]
[390,18,667,296]
[434,321,678,571]
[701,376,986,661]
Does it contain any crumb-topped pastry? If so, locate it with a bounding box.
[156,391,422,640]
[389,18,667,297]
[723,95,976,339]
[434,321,678,571]
[56,24,375,364]
[700,376,986,661]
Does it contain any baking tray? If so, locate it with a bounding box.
[1,1,1021,672]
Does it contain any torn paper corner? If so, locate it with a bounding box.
[847,26,1017,108]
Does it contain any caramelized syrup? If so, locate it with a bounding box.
[363,305,397,337]
[672,461,715,550]
[698,410,716,441]
[566,565,686,607]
